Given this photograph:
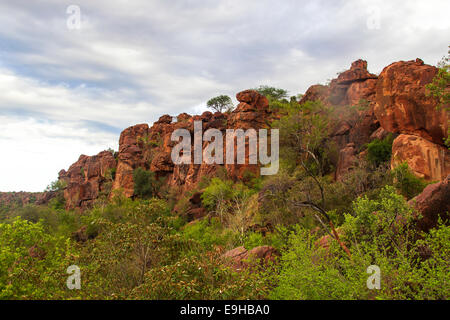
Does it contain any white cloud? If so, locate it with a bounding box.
[0,0,449,191]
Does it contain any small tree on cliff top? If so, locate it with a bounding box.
[256,86,288,101]
[207,95,234,113]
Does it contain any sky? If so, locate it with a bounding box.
[0,0,449,192]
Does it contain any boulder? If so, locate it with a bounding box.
[61,150,117,209]
[374,59,447,145]
[223,246,279,271]
[336,59,377,85]
[111,124,149,198]
[335,143,358,181]
[391,134,450,181]
[409,175,450,232]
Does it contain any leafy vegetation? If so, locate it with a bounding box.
[206,95,234,113]
[0,84,448,300]
[426,46,450,147]
[367,134,394,167]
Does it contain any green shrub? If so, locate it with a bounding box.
[133,168,158,199]
[392,162,428,199]
[201,178,234,211]
[367,134,394,166]
[0,218,76,299]
[182,218,237,250]
[272,186,449,300]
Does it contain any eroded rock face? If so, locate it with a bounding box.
[59,58,448,209]
[223,246,279,271]
[391,134,450,181]
[374,59,447,145]
[0,191,58,207]
[335,143,357,181]
[111,124,149,198]
[409,175,450,232]
[336,59,378,85]
[60,150,117,209]
[300,60,381,176]
[108,90,272,200]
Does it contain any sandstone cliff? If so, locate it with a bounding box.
[59,58,449,209]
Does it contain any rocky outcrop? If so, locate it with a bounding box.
[0,191,58,207]
[374,59,447,145]
[96,90,271,205]
[335,143,358,180]
[409,175,450,232]
[336,59,378,85]
[111,124,149,198]
[301,60,381,175]
[391,134,450,181]
[223,246,279,271]
[60,150,117,209]
[301,58,448,183]
[59,58,448,209]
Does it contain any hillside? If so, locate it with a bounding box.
[0,57,448,300]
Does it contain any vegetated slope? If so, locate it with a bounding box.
[0,57,448,300]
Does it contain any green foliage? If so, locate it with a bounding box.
[255,86,288,101]
[133,168,159,199]
[130,252,275,300]
[201,178,234,211]
[272,187,449,300]
[182,218,237,250]
[78,199,191,298]
[367,134,394,167]
[206,95,234,113]
[0,218,75,299]
[426,47,450,147]
[426,46,450,111]
[45,179,67,192]
[273,100,330,173]
[392,162,428,199]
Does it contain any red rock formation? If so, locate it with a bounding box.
[391,134,450,181]
[59,58,448,209]
[108,90,272,201]
[299,84,329,105]
[335,143,357,181]
[223,246,279,271]
[409,175,450,232]
[300,60,380,176]
[336,59,378,85]
[0,191,57,207]
[111,124,149,198]
[374,59,447,145]
[60,150,117,209]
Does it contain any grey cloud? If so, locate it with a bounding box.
[0,0,449,191]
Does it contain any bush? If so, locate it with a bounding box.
[0,218,75,299]
[271,186,449,300]
[206,95,234,113]
[367,134,394,166]
[133,168,159,199]
[182,218,237,250]
[130,251,275,300]
[392,162,428,199]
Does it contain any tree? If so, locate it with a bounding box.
[133,168,160,199]
[426,46,450,147]
[367,134,394,167]
[273,100,351,258]
[256,86,288,100]
[206,95,234,113]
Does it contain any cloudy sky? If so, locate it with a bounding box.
[0,0,449,192]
